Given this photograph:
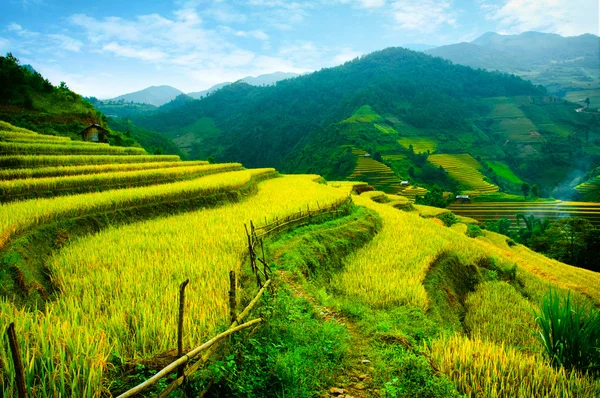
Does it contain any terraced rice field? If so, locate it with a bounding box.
[428,154,498,194]
[448,201,600,228]
[381,154,406,162]
[575,173,600,201]
[397,136,437,153]
[349,157,403,193]
[396,185,427,201]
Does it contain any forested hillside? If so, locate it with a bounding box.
[129,47,600,197]
[0,53,181,154]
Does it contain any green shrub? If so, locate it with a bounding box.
[466,225,484,238]
[438,212,458,227]
[535,289,600,373]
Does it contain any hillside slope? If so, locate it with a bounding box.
[130,47,600,196]
[0,53,183,155]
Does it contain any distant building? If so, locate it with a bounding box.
[364,153,371,157]
[400,181,410,186]
[79,124,108,142]
[455,195,471,203]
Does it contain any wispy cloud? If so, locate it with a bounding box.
[391,0,458,33]
[47,34,83,52]
[338,0,386,9]
[484,0,599,36]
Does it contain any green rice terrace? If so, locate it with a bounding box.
[428,154,499,195]
[448,201,600,229]
[576,169,600,201]
[349,148,427,199]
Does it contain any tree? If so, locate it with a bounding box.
[545,218,594,265]
[521,182,530,198]
[531,184,539,197]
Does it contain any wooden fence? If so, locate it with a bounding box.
[5,195,355,398]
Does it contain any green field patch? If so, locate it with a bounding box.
[398,136,437,153]
[492,118,539,142]
[535,123,572,137]
[481,97,526,119]
[342,105,381,123]
[564,89,600,109]
[374,123,397,135]
[486,161,523,185]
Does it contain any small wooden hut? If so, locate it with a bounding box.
[79,124,108,142]
[455,195,471,203]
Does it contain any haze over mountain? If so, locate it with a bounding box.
[186,72,301,99]
[106,85,184,107]
[425,32,600,100]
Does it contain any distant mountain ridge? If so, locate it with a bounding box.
[425,32,600,101]
[106,85,184,107]
[187,72,301,99]
[427,31,600,71]
[106,72,302,105]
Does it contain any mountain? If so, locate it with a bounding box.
[428,32,600,71]
[402,43,438,51]
[128,46,598,197]
[242,71,301,86]
[107,85,184,106]
[426,32,600,105]
[187,72,301,99]
[187,82,231,100]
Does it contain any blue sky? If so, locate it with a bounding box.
[1,0,598,98]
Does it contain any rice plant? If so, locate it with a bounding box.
[0,154,181,169]
[0,160,208,180]
[535,289,600,373]
[0,142,146,155]
[0,162,242,201]
[428,335,599,397]
[0,174,350,396]
[0,168,275,250]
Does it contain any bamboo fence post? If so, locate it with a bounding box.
[229,271,237,324]
[117,319,262,398]
[7,322,27,398]
[178,279,190,379]
[244,224,255,273]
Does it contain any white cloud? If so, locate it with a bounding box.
[485,0,599,36]
[331,47,362,65]
[47,34,83,52]
[391,0,457,33]
[102,42,168,62]
[234,29,269,40]
[8,23,23,32]
[339,0,386,8]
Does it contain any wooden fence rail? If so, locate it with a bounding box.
[117,278,272,398]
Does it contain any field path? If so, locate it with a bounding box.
[277,271,377,398]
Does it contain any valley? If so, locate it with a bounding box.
[1,18,600,398]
